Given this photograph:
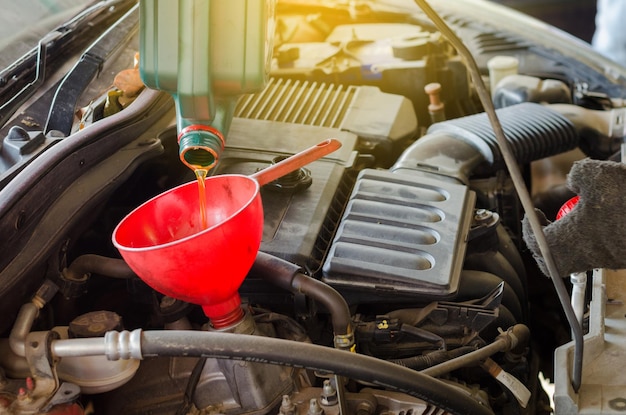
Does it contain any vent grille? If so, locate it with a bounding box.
[471,32,530,54]
[439,12,530,54]
[235,78,358,128]
[309,170,358,274]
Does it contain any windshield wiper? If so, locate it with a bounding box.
[0,0,136,129]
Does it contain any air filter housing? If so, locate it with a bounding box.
[322,169,475,299]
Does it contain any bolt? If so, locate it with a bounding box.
[474,208,493,223]
[320,379,338,406]
[307,398,324,415]
[279,395,296,415]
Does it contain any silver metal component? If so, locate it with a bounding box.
[280,395,296,415]
[12,331,62,413]
[40,382,81,412]
[333,333,354,350]
[52,329,143,360]
[104,329,143,360]
[333,375,348,415]
[307,398,324,415]
[320,380,338,406]
[554,269,626,414]
[51,337,106,358]
[9,302,40,357]
[570,272,588,331]
[474,208,493,223]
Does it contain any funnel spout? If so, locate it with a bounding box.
[201,295,245,329]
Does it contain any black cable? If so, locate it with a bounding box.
[175,357,207,415]
[412,0,583,392]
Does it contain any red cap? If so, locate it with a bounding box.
[556,195,580,220]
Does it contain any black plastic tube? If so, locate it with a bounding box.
[250,252,352,340]
[138,330,494,415]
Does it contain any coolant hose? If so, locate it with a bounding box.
[392,102,578,182]
[51,330,494,415]
[64,254,136,280]
[250,252,353,349]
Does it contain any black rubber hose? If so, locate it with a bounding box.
[392,102,578,181]
[64,254,136,280]
[139,330,494,415]
[427,102,578,172]
[250,252,352,338]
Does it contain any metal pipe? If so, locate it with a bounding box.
[9,302,40,357]
[570,272,587,330]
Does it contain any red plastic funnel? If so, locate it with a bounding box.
[112,139,341,327]
[556,195,579,220]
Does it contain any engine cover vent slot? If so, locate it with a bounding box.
[235,77,357,128]
[322,169,475,298]
[470,32,530,54]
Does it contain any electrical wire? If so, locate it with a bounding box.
[412,0,584,392]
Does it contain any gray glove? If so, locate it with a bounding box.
[522,158,626,277]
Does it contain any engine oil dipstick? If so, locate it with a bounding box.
[481,357,531,408]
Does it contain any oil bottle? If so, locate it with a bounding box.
[139,0,275,171]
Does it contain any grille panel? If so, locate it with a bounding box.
[235,78,357,128]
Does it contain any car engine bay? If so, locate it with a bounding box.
[1,0,625,414]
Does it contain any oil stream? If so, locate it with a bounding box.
[195,169,208,230]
